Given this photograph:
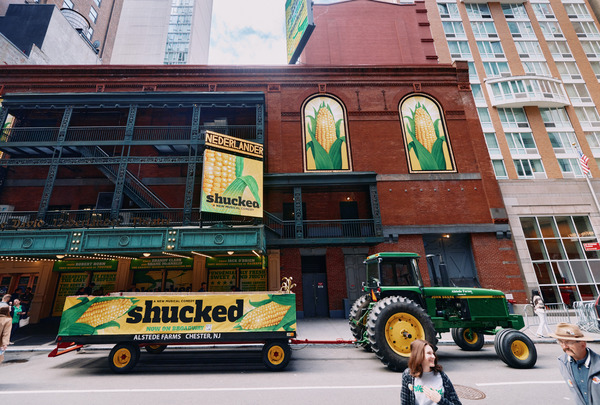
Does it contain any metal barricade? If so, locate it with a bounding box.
[574,301,600,333]
[523,303,571,330]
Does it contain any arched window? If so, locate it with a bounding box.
[302,94,352,172]
[399,93,456,173]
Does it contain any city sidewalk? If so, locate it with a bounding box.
[6,317,600,353]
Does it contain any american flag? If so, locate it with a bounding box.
[579,149,591,176]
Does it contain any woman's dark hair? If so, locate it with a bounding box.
[532,290,540,296]
[408,339,442,377]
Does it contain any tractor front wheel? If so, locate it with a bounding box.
[367,296,437,371]
[349,294,372,351]
[451,328,485,351]
[498,330,537,369]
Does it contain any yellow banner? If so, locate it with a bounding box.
[201,149,263,218]
[58,293,296,337]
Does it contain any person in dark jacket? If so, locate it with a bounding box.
[551,323,600,405]
[400,339,462,405]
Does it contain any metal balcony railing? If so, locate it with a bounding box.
[1,125,260,144]
[0,209,377,240]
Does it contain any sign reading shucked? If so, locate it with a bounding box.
[57,293,296,340]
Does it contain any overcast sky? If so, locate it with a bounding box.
[208,0,338,65]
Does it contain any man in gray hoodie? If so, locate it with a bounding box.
[552,323,600,405]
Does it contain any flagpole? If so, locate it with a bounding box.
[585,173,600,213]
[573,143,600,213]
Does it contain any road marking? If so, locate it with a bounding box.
[476,381,564,387]
[0,385,403,395]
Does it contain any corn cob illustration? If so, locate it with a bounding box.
[239,301,291,330]
[315,105,337,153]
[202,149,237,195]
[414,107,437,153]
[76,299,133,328]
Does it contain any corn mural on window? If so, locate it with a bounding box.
[400,94,457,173]
[302,95,352,172]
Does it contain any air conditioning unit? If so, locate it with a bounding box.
[518,123,530,128]
[500,72,512,77]
[563,53,573,58]
[446,33,456,38]
[513,33,522,38]
[545,122,556,127]
[563,171,575,178]
[519,53,529,58]
[489,33,498,37]
[546,14,555,18]
[555,33,564,37]
[440,14,450,18]
[526,148,538,154]
[572,74,581,79]
[568,14,578,18]
[577,33,587,37]
[483,14,491,18]
[554,148,566,154]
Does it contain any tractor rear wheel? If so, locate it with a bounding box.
[367,296,437,371]
[349,294,372,351]
[451,328,485,351]
[498,330,537,369]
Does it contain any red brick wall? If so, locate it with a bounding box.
[325,247,347,311]
[471,234,526,303]
[280,248,302,311]
[301,0,437,65]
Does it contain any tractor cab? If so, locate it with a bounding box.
[364,252,424,302]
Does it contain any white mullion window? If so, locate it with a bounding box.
[471,21,498,39]
[448,41,472,59]
[575,107,600,129]
[443,21,466,38]
[508,21,536,39]
[540,107,573,130]
[498,107,529,129]
[492,160,509,179]
[564,83,593,104]
[539,21,564,39]
[586,132,600,156]
[506,132,538,155]
[515,41,544,59]
[502,4,529,19]
[522,61,551,76]
[581,40,600,58]
[477,40,504,58]
[547,40,573,59]
[565,3,592,19]
[465,3,492,19]
[531,3,555,19]
[513,159,546,178]
[437,2,460,19]
[483,61,510,78]
[572,21,600,38]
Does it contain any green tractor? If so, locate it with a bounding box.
[349,252,536,371]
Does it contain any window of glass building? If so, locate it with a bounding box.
[498,107,529,129]
[94,0,102,7]
[471,21,498,39]
[63,0,73,9]
[531,2,555,19]
[522,61,551,76]
[468,61,479,81]
[506,132,537,155]
[492,159,508,179]
[538,21,564,38]
[520,216,600,306]
[581,40,600,57]
[513,159,545,178]
[564,83,592,104]
[438,2,460,19]
[572,21,600,38]
[575,107,600,128]
[471,84,486,104]
[477,41,504,58]
[465,3,491,19]
[477,107,493,129]
[164,0,193,65]
[548,132,578,153]
[589,61,600,79]
[540,107,573,129]
[484,132,501,155]
[546,41,573,59]
[483,61,510,77]
[555,61,581,81]
[515,41,544,59]
[443,21,466,37]
[586,132,600,155]
[502,3,528,18]
[89,7,98,24]
[448,41,472,59]
[86,27,94,40]
[558,158,585,177]
[564,3,592,19]
[508,21,536,39]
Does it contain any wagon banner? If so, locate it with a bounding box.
[58,293,296,337]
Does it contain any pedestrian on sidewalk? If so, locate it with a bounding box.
[532,290,550,338]
[400,339,462,405]
[0,306,11,363]
[551,323,600,405]
[10,298,24,344]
